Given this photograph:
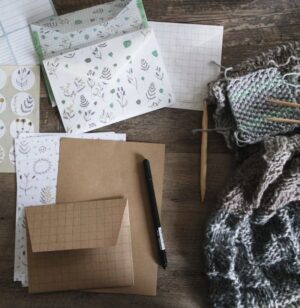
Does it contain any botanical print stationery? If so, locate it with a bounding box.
[43,28,174,133]
[31,0,147,106]
[14,132,126,286]
[0,66,40,172]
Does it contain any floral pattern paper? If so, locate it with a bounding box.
[43,28,174,133]
[0,66,40,172]
[14,132,126,286]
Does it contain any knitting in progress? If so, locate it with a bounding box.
[205,135,300,308]
[209,41,300,148]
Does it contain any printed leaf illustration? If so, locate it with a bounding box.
[0,146,4,163]
[20,96,34,115]
[155,66,164,81]
[116,87,128,108]
[19,173,35,196]
[40,186,53,204]
[80,95,89,107]
[19,140,30,155]
[99,109,114,123]
[63,52,75,58]
[100,67,111,80]
[146,82,156,101]
[46,58,60,77]
[92,46,102,59]
[15,68,31,89]
[123,40,132,48]
[74,78,85,92]
[141,59,150,71]
[60,83,76,102]
[127,68,138,89]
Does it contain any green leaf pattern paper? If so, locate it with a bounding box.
[43,28,174,133]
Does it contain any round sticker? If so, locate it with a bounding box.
[9,146,15,165]
[11,92,35,116]
[0,144,4,163]
[0,119,6,138]
[10,118,34,138]
[0,69,7,89]
[11,67,35,91]
[0,94,6,114]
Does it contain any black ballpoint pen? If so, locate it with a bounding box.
[143,159,168,269]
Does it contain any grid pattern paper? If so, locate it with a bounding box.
[150,21,223,110]
[0,0,56,65]
[26,198,134,293]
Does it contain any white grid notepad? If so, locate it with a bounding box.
[150,21,223,111]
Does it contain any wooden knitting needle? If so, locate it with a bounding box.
[268,98,300,108]
[267,117,300,125]
[201,102,208,204]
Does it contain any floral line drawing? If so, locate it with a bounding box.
[63,52,76,58]
[155,66,164,81]
[60,83,76,103]
[19,173,35,196]
[116,87,128,108]
[46,58,60,77]
[63,106,75,120]
[40,186,53,204]
[92,46,102,59]
[127,68,138,89]
[15,68,32,89]
[74,77,85,92]
[83,110,95,122]
[33,158,52,175]
[99,109,114,123]
[141,59,150,71]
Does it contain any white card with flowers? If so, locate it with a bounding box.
[43,28,174,133]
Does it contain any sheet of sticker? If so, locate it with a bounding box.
[0,66,40,172]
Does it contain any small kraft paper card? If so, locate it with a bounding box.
[26,198,134,293]
[0,66,40,172]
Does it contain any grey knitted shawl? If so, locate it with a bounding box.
[205,135,300,308]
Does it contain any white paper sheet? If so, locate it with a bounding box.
[0,0,56,65]
[14,132,126,286]
[150,22,223,111]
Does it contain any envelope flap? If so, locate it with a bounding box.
[26,198,127,253]
[30,0,147,59]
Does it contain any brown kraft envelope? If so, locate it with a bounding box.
[26,198,133,293]
[57,139,165,296]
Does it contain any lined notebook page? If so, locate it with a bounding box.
[150,22,223,111]
[0,0,55,65]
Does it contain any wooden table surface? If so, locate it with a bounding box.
[1,1,299,307]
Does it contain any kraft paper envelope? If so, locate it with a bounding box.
[57,139,165,296]
[26,198,134,293]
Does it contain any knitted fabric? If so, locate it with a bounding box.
[205,135,300,308]
[209,41,300,149]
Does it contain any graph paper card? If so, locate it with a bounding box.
[26,198,134,293]
[14,132,127,287]
[0,0,56,65]
[150,22,223,111]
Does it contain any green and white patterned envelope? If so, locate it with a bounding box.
[0,66,40,172]
[31,0,174,133]
[31,0,148,106]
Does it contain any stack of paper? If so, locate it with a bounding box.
[31,0,175,133]
[14,132,166,296]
